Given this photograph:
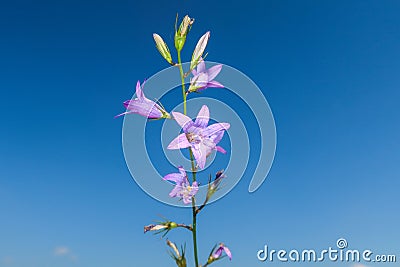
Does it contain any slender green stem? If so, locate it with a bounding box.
[177,49,199,267]
[177,51,187,115]
[189,149,197,182]
[190,148,199,267]
[192,201,199,267]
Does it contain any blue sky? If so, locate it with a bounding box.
[0,0,399,266]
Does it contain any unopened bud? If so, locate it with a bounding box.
[175,15,194,51]
[153,33,173,65]
[168,222,178,229]
[178,15,192,37]
[190,31,210,70]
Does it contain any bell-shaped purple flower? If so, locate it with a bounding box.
[116,80,170,119]
[167,105,230,169]
[188,59,224,93]
[213,244,232,260]
[164,166,198,204]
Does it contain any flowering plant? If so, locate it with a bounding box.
[117,14,232,267]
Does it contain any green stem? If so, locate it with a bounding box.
[177,51,187,115]
[177,49,199,267]
[192,201,199,267]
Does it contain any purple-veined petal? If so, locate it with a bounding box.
[196,60,206,73]
[117,99,163,119]
[213,247,223,258]
[203,123,230,137]
[172,112,193,132]
[210,130,225,145]
[135,80,144,101]
[193,72,209,88]
[140,102,164,118]
[192,144,209,169]
[178,166,186,177]
[202,138,216,150]
[167,133,191,149]
[163,173,184,183]
[223,246,232,260]
[207,80,224,88]
[207,64,222,80]
[169,185,182,198]
[194,105,209,128]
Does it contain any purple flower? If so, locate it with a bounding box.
[116,80,170,119]
[188,59,224,92]
[213,244,232,260]
[163,166,198,204]
[167,105,230,169]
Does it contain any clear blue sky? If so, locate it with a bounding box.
[1,0,399,266]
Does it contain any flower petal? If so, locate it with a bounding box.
[197,59,206,73]
[182,195,192,204]
[172,112,193,132]
[135,80,144,101]
[210,130,225,144]
[207,64,222,80]
[194,105,209,128]
[207,80,224,88]
[167,133,191,149]
[193,72,209,88]
[203,123,230,137]
[192,144,208,169]
[178,166,186,177]
[169,185,182,198]
[223,246,232,260]
[163,173,184,183]
[213,247,223,259]
[117,99,163,118]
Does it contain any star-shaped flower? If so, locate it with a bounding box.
[163,166,198,204]
[188,60,224,93]
[167,105,230,169]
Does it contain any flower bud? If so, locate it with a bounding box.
[175,15,194,51]
[167,240,187,267]
[168,222,178,229]
[207,255,215,264]
[190,31,210,70]
[153,33,174,65]
[207,243,232,263]
[144,221,178,235]
[206,170,225,201]
[178,15,192,37]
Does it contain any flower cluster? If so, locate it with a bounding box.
[117,14,232,267]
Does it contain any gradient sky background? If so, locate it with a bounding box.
[1,0,399,266]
